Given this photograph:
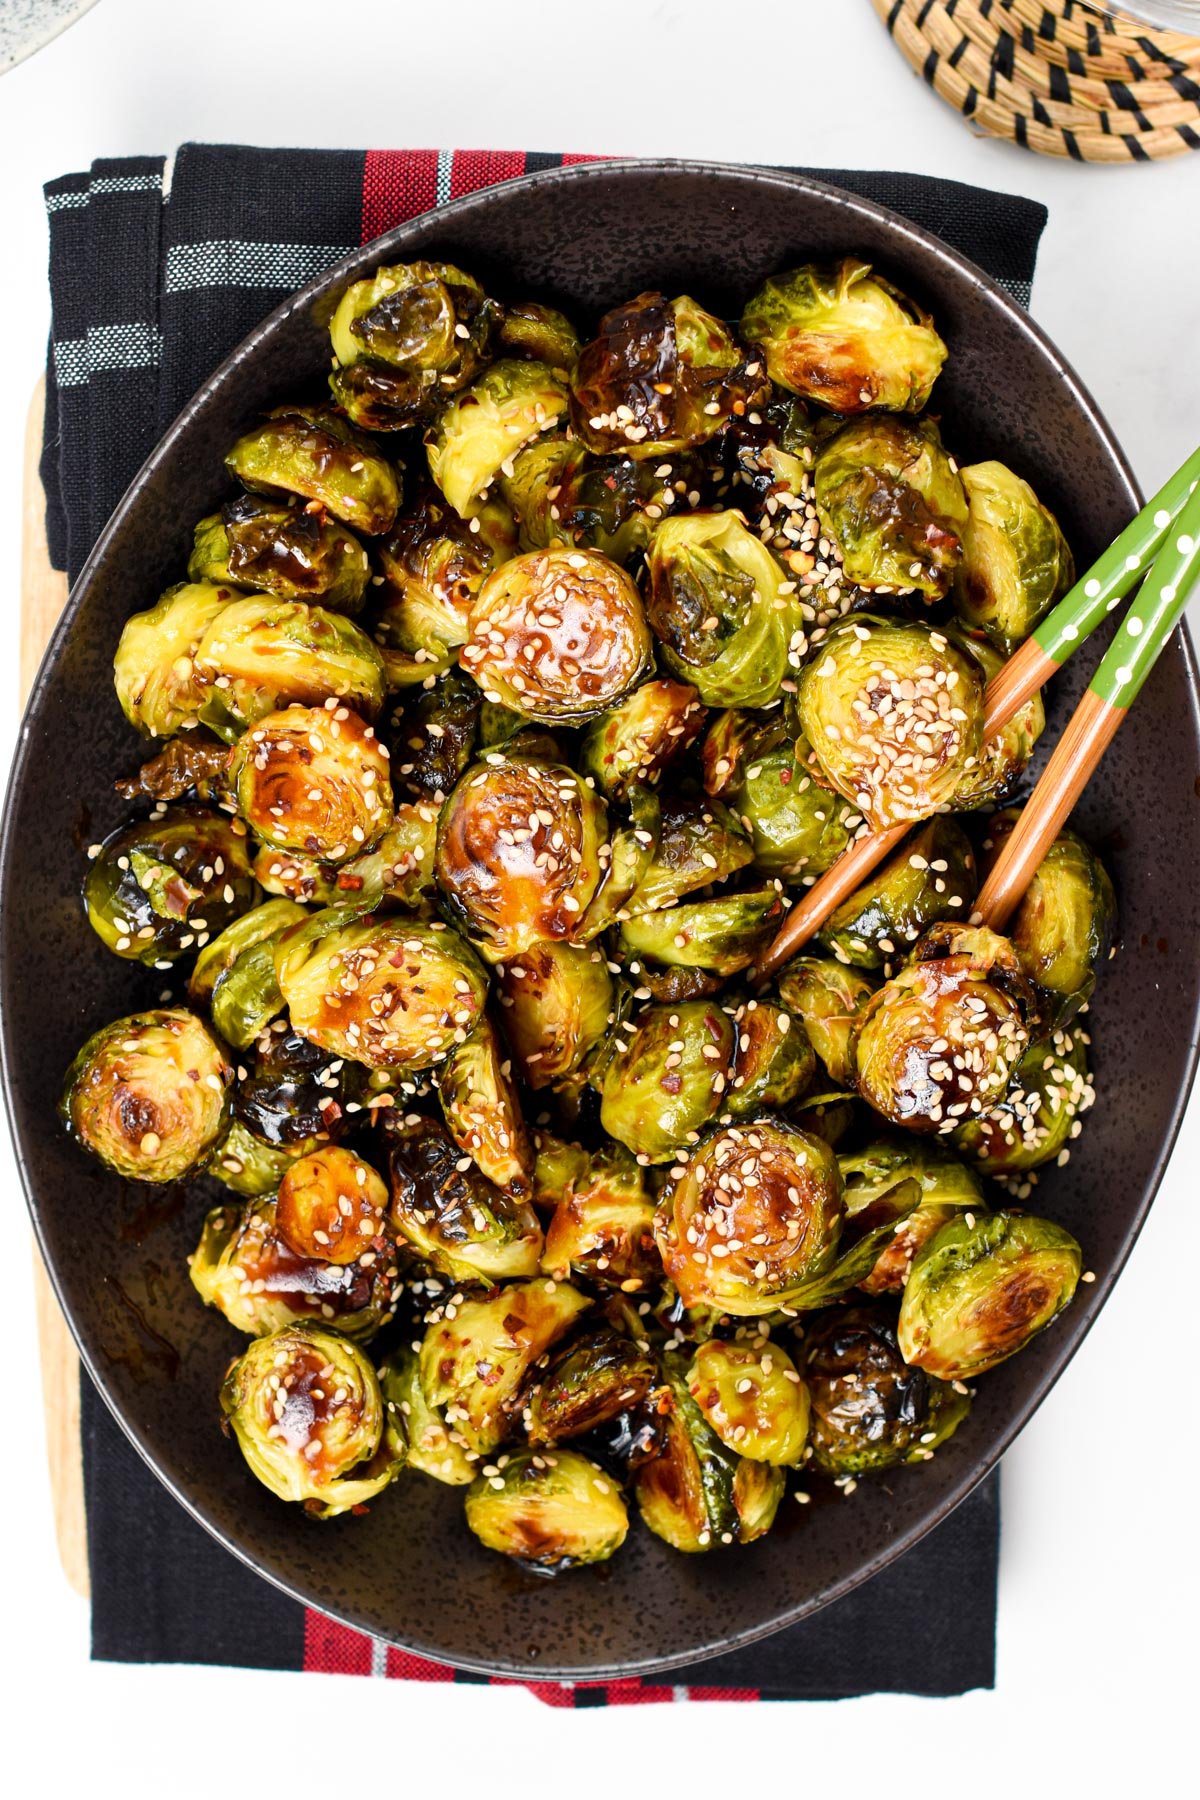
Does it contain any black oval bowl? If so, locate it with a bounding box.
[4,162,1199,1680]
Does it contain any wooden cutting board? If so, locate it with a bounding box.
[22,376,89,1598]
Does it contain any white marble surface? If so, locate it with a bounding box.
[0,2,1197,1793]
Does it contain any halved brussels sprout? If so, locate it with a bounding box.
[329,261,495,427]
[84,806,255,966]
[813,416,967,599]
[740,260,947,414]
[387,666,481,803]
[385,1115,543,1281]
[419,1277,590,1456]
[898,1210,1082,1380]
[952,1027,1093,1174]
[226,406,400,535]
[374,491,517,675]
[230,703,393,863]
[114,581,231,737]
[795,615,986,832]
[983,812,1117,1026]
[220,1322,400,1516]
[436,1014,533,1194]
[804,1305,970,1476]
[537,1136,660,1290]
[776,957,876,1087]
[599,999,734,1163]
[528,1325,658,1445]
[435,754,606,960]
[618,887,786,979]
[579,679,705,800]
[645,512,801,709]
[570,292,767,461]
[655,1118,845,1316]
[378,1344,475,1485]
[61,1008,231,1182]
[726,996,815,1117]
[233,1023,368,1151]
[687,1338,810,1465]
[211,1119,304,1197]
[498,300,581,372]
[946,630,1044,809]
[627,797,752,916]
[706,710,859,882]
[194,598,386,741]
[197,899,306,1051]
[275,1145,389,1264]
[494,941,615,1090]
[953,461,1074,656]
[427,359,569,516]
[502,436,705,563]
[840,1136,982,1223]
[817,818,977,971]
[850,923,1036,1134]
[465,1448,629,1571]
[635,1367,785,1551]
[191,496,372,613]
[460,546,652,723]
[189,897,306,1007]
[281,802,438,915]
[275,912,487,1072]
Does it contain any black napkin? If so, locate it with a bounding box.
[44,145,1042,1700]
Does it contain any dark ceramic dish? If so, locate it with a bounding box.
[4,163,1199,1680]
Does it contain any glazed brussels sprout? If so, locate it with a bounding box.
[229,703,393,864]
[502,436,706,563]
[945,629,1045,809]
[599,999,735,1163]
[387,667,481,804]
[635,1367,785,1551]
[386,1116,543,1282]
[645,512,801,709]
[226,406,400,535]
[804,1306,970,1476]
[436,1014,533,1194]
[255,801,438,916]
[817,818,977,971]
[435,754,606,960]
[655,1119,845,1315]
[61,1008,231,1182]
[740,259,947,414]
[726,996,816,1117]
[840,1136,982,1232]
[191,495,371,614]
[114,581,231,738]
[528,1325,658,1445]
[984,813,1117,1026]
[460,546,652,723]
[419,1277,591,1456]
[537,1137,660,1291]
[465,1448,629,1571]
[813,416,967,599]
[795,616,985,832]
[84,806,256,966]
[898,1210,1082,1380]
[378,1344,475,1485]
[578,679,705,800]
[114,729,231,805]
[194,598,386,740]
[199,900,306,1051]
[494,941,615,1090]
[626,798,752,916]
[427,359,569,516]
[233,1022,368,1151]
[952,1027,1093,1175]
[373,491,517,679]
[618,887,786,979]
[705,710,859,882]
[220,1323,400,1516]
[329,261,495,427]
[953,461,1074,656]
[275,1145,389,1264]
[687,1338,810,1466]
[210,1119,303,1198]
[498,300,581,371]
[189,896,306,1007]
[570,291,767,461]
[776,956,875,1087]
[275,912,487,1072]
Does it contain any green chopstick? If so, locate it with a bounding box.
[1091,475,1200,708]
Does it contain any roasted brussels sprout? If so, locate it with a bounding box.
[194,598,386,740]
[776,956,875,1087]
[952,1027,1093,1175]
[378,1344,475,1485]
[114,729,232,805]
[61,1008,231,1182]
[898,1210,1082,1380]
[226,406,400,535]
[460,546,652,723]
[578,679,705,800]
[191,495,371,614]
[275,912,487,1072]
[198,899,306,1051]
[211,1119,303,1197]
[645,512,801,709]
[229,703,393,864]
[740,260,947,414]
[528,1325,658,1445]
[427,359,569,516]
[498,300,581,371]
[502,435,706,563]
[83,806,255,966]
[114,581,231,738]
[329,261,495,427]
[655,1119,844,1315]
[946,630,1044,809]
[953,461,1074,655]
[795,616,985,832]
[233,1022,368,1151]
[840,1137,982,1225]
[275,1145,388,1264]
[373,490,517,677]
[983,813,1117,1026]
[635,1367,785,1551]
[626,797,753,916]
[813,416,967,599]
[535,1142,655,1294]
[570,292,767,461]
[705,710,859,882]
[804,1305,970,1476]
[495,941,614,1090]
[259,802,438,916]
[687,1338,810,1465]
[465,1448,629,1571]
[599,999,735,1163]
[618,886,786,979]
[436,1014,533,1194]
[817,818,977,971]
[387,666,481,803]
[220,1323,400,1516]
[726,996,816,1117]
[189,896,306,1006]
[385,1116,543,1281]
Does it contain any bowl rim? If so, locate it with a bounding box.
[5,156,1198,1679]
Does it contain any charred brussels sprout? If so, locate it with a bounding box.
[795,615,985,832]
[498,300,581,372]
[898,1210,1082,1380]
[275,1146,388,1264]
[984,813,1117,1026]
[570,292,767,461]
[233,1023,367,1150]
[538,1139,659,1290]
[194,597,386,740]
[61,1008,231,1182]
[635,1367,785,1551]
[839,1137,981,1296]
[388,667,481,803]
[220,1323,400,1516]
[817,818,977,971]
[275,912,487,1072]
[461,546,652,723]
[804,1306,970,1475]
[645,512,800,709]
[813,416,967,599]
[687,1338,810,1465]
[952,1027,1093,1175]
[373,490,516,680]
[528,1326,658,1445]
[427,359,568,517]
[191,495,371,614]
[777,956,875,1087]
[230,704,393,863]
[627,797,752,915]
[502,437,705,564]
[378,1345,474,1485]
[726,997,815,1117]
[946,629,1044,808]
[114,581,231,737]
[954,462,1074,655]
[329,261,495,428]
[465,1448,629,1571]
[578,679,705,799]
[226,406,400,535]
[618,887,786,979]
[706,710,858,882]
[114,729,232,806]
[599,999,734,1163]
[655,1119,845,1316]
[84,806,255,965]
[740,259,947,414]
[495,941,615,1090]
[386,1116,543,1281]
[436,1014,533,1194]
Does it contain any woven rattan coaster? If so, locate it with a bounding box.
[872,0,1200,162]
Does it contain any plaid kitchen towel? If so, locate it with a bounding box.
[43,144,1043,1700]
